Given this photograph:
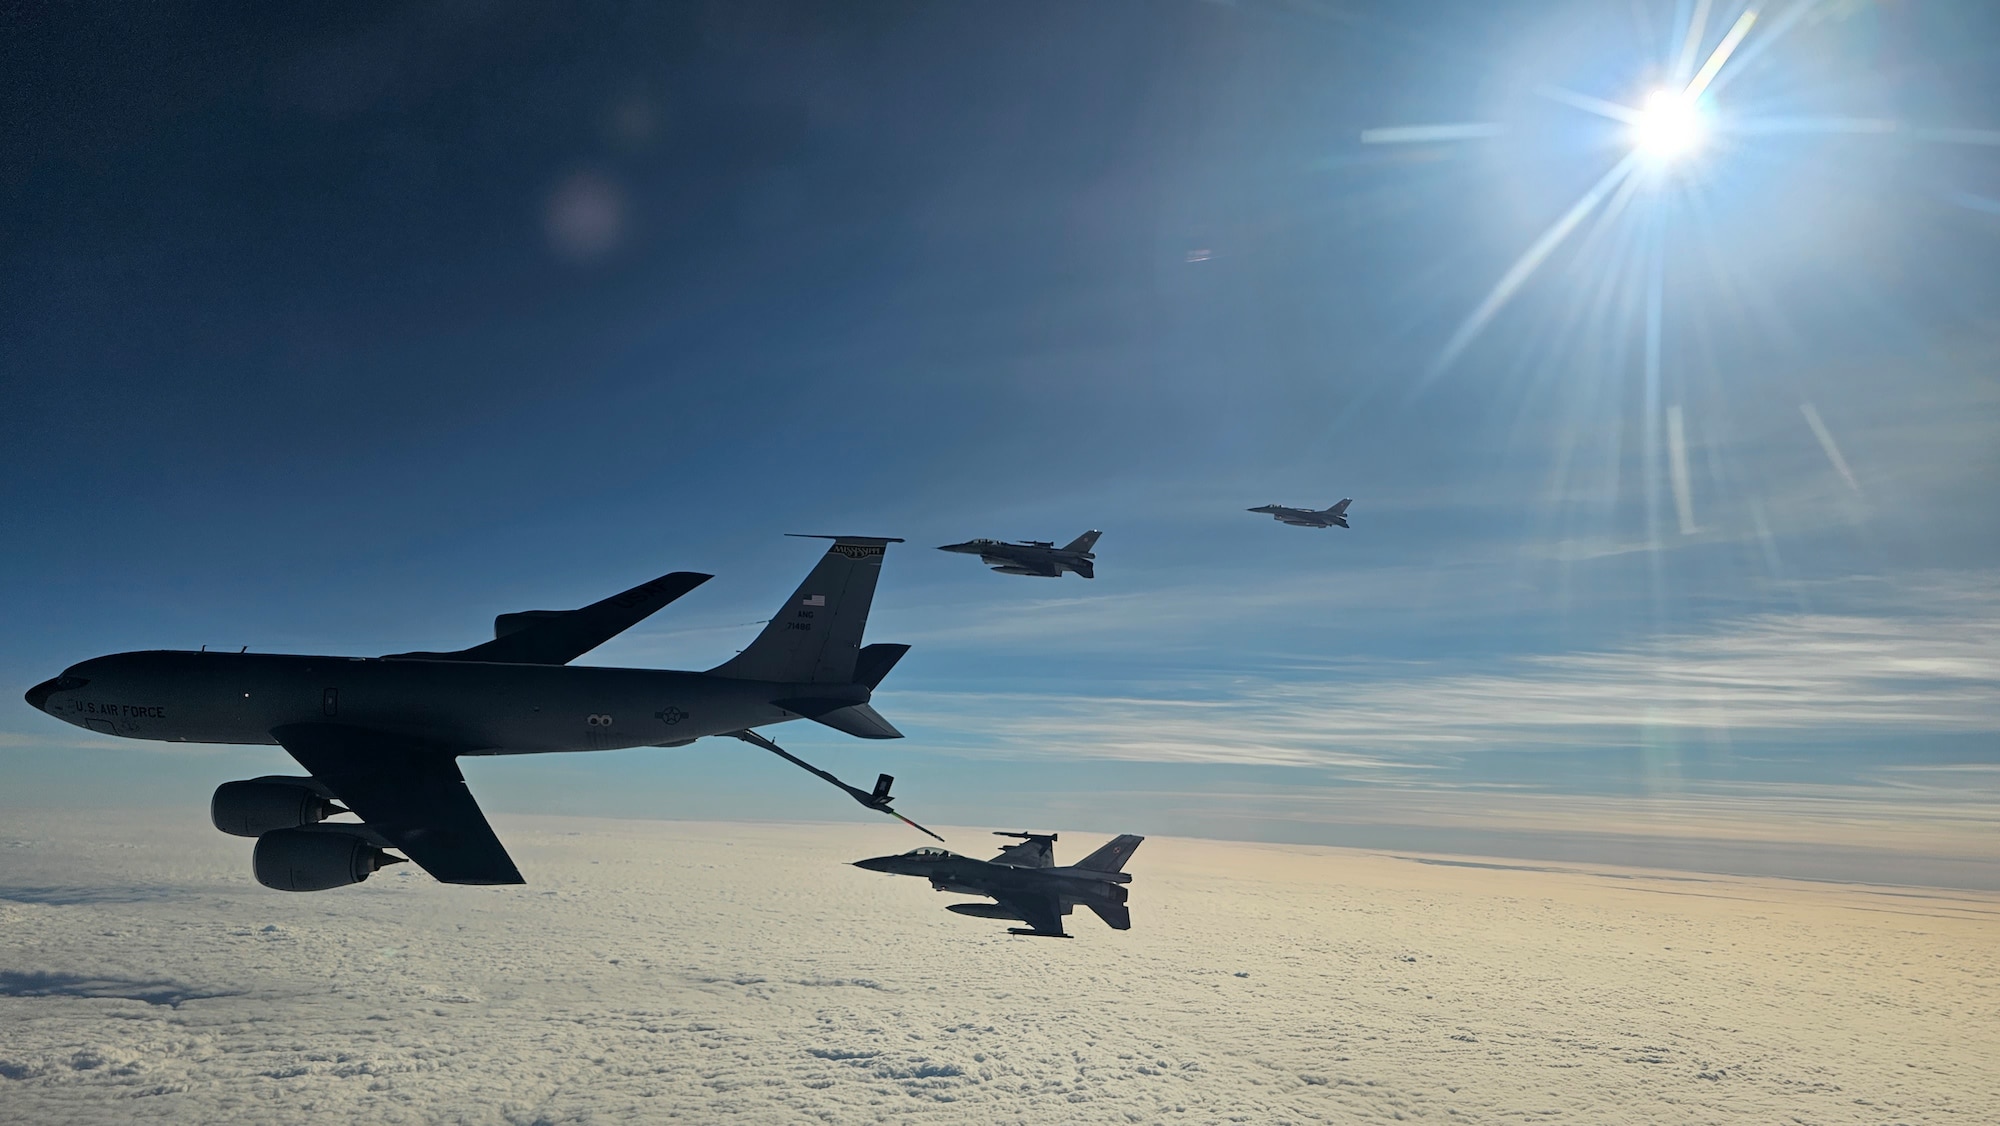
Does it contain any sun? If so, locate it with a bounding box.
[1360,6,1794,372]
[1631,88,1705,162]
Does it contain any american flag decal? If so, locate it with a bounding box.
[802,594,826,607]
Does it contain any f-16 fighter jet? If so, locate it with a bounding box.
[25,536,933,892]
[1249,498,1352,528]
[853,831,1143,938]
[937,531,1101,578]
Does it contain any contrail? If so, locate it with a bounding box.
[1668,404,1697,535]
[1800,402,1861,496]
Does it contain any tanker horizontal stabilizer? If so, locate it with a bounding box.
[807,703,903,739]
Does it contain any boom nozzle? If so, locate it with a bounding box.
[727,730,943,842]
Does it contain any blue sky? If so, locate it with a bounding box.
[5,1,1997,870]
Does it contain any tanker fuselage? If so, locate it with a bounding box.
[28,650,848,754]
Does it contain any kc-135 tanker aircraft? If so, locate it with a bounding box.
[24,536,933,892]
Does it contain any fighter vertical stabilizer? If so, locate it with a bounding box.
[1074,833,1143,873]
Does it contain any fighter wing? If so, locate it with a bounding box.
[271,724,524,885]
[992,891,1066,936]
[991,837,1055,867]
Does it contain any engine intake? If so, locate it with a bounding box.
[253,829,404,892]
[211,778,343,837]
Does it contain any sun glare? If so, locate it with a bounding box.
[1631,89,1704,161]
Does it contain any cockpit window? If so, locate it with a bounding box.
[906,847,950,857]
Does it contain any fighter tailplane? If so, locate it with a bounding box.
[1085,900,1131,930]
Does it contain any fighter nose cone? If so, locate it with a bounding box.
[852,856,896,873]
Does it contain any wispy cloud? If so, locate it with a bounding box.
[872,563,1551,656]
[885,575,2000,769]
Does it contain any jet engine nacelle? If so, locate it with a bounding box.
[211,778,342,838]
[945,902,1022,921]
[252,828,401,892]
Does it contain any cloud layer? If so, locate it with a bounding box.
[2,813,1995,1124]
